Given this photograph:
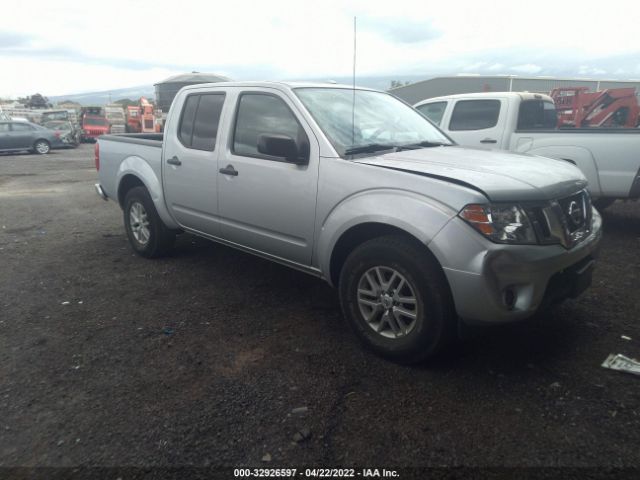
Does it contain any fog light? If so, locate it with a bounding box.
[503,288,517,310]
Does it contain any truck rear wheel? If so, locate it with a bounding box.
[338,235,456,364]
[123,186,175,258]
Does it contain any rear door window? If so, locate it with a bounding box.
[191,94,225,151]
[179,93,225,151]
[416,101,447,125]
[11,123,34,131]
[449,100,500,131]
[178,95,199,147]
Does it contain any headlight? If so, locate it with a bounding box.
[459,204,537,244]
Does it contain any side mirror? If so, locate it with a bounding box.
[257,134,308,165]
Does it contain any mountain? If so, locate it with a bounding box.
[49,85,155,106]
[303,75,425,90]
[47,75,426,106]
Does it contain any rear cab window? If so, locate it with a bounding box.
[178,93,226,151]
[449,100,501,131]
[416,101,447,126]
[517,100,558,130]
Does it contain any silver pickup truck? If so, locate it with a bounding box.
[95,82,602,363]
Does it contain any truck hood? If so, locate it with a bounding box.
[354,146,587,202]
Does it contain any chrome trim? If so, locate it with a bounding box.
[525,189,592,249]
[181,226,323,279]
[94,183,108,201]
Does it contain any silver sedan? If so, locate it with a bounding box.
[0,120,66,154]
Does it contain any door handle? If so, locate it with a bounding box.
[480,138,497,144]
[219,164,238,176]
[167,156,182,166]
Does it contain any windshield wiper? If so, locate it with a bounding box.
[399,140,452,149]
[344,143,397,155]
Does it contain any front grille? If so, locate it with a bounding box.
[527,190,592,249]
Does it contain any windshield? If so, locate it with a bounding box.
[295,87,452,157]
[84,117,108,126]
[106,112,125,121]
[44,121,71,130]
[43,111,69,121]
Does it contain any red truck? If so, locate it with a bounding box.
[80,107,110,142]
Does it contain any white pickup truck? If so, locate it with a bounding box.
[95,82,602,363]
[414,92,640,209]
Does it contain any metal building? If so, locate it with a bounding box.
[154,72,231,113]
[390,75,640,105]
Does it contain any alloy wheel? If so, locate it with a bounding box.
[357,266,419,339]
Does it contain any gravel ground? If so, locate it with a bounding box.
[1,145,639,473]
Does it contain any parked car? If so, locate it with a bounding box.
[413,92,640,209]
[0,120,65,154]
[95,82,602,363]
[43,120,80,147]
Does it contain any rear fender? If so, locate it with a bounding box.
[521,145,601,198]
[116,156,179,229]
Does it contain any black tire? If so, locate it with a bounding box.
[123,186,175,258]
[33,139,50,155]
[593,198,615,210]
[338,235,456,364]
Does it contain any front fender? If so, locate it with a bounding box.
[116,156,179,229]
[316,189,456,284]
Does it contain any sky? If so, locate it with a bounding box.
[1,0,639,98]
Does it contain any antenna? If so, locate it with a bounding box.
[352,16,357,145]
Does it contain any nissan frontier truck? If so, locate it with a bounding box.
[94,82,602,363]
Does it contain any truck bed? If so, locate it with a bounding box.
[100,133,164,146]
[98,134,164,204]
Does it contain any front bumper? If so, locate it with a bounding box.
[429,208,602,324]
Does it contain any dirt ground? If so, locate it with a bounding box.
[1,145,639,473]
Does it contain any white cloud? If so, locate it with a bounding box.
[1,0,639,97]
[510,64,543,74]
[578,65,607,76]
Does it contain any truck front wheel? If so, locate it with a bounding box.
[338,235,456,364]
[123,186,175,258]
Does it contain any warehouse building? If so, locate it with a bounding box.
[154,72,231,113]
[390,75,640,105]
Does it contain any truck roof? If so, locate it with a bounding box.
[179,80,379,93]
[415,91,554,105]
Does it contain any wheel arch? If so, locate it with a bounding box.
[117,174,146,207]
[327,222,449,289]
[317,189,456,287]
[115,157,179,229]
[33,138,51,148]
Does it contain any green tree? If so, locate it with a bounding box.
[113,98,137,108]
